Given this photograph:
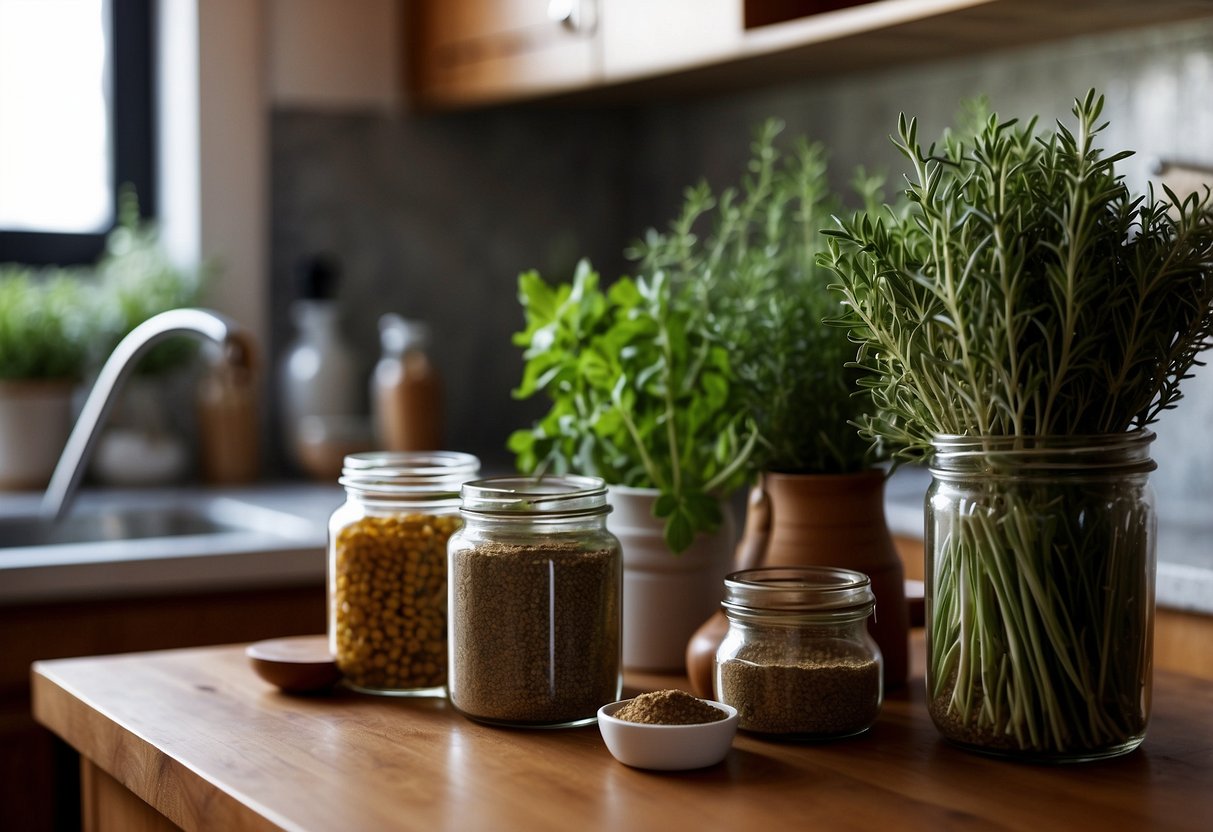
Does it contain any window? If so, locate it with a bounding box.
[0,0,152,265]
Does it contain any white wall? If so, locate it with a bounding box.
[156,0,268,346]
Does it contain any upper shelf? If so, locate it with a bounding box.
[406,0,1213,110]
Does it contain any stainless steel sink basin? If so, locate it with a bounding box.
[0,508,242,548]
[0,495,321,554]
[0,310,335,604]
[0,486,334,605]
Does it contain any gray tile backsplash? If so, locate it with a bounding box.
[271,108,634,465]
[271,18,1213,513]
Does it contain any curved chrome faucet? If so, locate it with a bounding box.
[40,308,253,523]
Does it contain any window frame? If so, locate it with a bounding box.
[0,0,154,266]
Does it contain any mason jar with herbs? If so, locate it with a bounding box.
[715,566,883,739]
[328,451,479,695]
[926,433,1156,761]
[447,475,622,728]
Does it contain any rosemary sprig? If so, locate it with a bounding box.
[822,90,1213,757]
[824,90,1213,457]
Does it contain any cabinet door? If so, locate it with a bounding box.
[410,0,602,108]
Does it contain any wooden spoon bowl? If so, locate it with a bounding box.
[246,635,342,694]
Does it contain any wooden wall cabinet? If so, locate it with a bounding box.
[408,0,602,109]
[407,0,1213,110]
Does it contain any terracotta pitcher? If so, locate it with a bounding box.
[685,469,909,697]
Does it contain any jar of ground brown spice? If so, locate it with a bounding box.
[328,451,479,695]
[715,566,883,739]
[447,475,622,728]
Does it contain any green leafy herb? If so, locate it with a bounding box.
[93,186,207,374]
[822,90,1213,757]
[509,260,756,553]
[630,120,885,473]
[0,268,93,380]
[824,90,1213,457]
[0,186,208,381]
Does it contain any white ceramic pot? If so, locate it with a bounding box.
[0,379,75,490]
[607,485,736,672]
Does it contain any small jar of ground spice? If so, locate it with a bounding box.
[328,451,479,695]
[447,475,622,728]
[716,566,883,739]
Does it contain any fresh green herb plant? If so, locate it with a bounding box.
[0,268,93,380]
[0,186,205,382]
[94,186,205,374]
[630,120,883,473]
[823,91,1213,757]
[825,91,1213,453]
[509,260,757,553]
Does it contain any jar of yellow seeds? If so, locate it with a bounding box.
[328,451,479,695]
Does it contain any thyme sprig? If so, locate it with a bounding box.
[631,120,883,473]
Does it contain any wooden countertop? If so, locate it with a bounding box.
[32,639,1213,832]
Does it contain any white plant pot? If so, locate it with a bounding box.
[0,379,75,490]
[607,484,736,673]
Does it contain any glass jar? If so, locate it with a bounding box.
[328,450,479,695]
[926,433,1157,762]
[447,475,622,728]
[715,566,882,739]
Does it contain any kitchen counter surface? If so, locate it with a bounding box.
[32,638,1213,832]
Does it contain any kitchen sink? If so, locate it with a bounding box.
[0,488,333,605]
[0,310,335,603]
[0,496,319,551]
[0,507,241,548]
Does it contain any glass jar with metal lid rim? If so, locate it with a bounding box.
[715,566,883,738]
[447,475,622,728]
[328,450,479,696]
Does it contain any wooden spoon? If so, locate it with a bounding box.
[246,635,342,694]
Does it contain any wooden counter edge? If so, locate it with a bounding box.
[30,663,277,832]
[31,642,1213,832]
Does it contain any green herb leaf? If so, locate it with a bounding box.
[823,90,1213,450]
[628,120,883,474]
[510,259,754,552]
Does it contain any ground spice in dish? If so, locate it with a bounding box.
[450,540,620,725]
[614,689,726,725]
[719,646,880,737]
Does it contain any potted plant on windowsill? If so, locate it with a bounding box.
[0,187,209,490]
[0,269,92,489]
[627,121,910,694]
[510,259,758,671]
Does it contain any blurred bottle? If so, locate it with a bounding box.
[198,357,260,484]
[279,255,362,476]
[372,314,442,451]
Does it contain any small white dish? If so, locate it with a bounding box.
[597,697,738,770]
